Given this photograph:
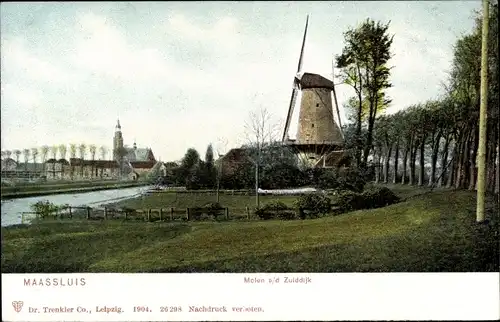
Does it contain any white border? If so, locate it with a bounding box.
[2,273,499,321]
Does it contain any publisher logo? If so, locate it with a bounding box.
[12,301,24,313]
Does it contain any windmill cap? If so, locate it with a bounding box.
[296,72,334,89]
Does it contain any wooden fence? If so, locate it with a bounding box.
[20,205,265,223]
[146,189,255,196]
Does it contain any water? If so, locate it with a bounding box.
[1,186,152,227]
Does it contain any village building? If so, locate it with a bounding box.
[1,120,165,182]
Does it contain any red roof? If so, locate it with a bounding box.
[130,161,156,169]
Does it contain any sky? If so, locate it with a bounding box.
[0,1,480,162]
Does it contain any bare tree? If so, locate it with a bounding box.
[50,146,58,180]
[1,151,11,176]
[78,143,87,178]
[99,146,108,178]
[214,137,229,203]
[31,148,39,175]
[89,144,97,179]
[13,149,21,165]
[1,152,4,177]
[69,143,77,180]
[22,149,30,173]
[244,107,281,150]
[58,144,67,179]
[244,107,281,208]
[40,145,49,177]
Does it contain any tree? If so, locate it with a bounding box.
[99,146,108,178]
[89,144,97,179]
[40,145,49,178]
[203,144,217,189]
[214,138,228,202]
[244,107,281,207]
[22,149,30,173]
[69,144,77,180]
[58,144,67,179]
[31,148,39,175]
[13,149,21,165]
[1,151,12,176]
[477,0,490,223]
[50,146,58,180]
[78,143,87,178]
[179,148,201,189]
[337,19,394,165]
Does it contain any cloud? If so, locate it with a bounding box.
[71,13,171,82]
[0,2,478,161]
[1,37,69,83]
[166,14,242,53]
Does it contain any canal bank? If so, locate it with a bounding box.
[1,181,149,199]
[1,185,152,227]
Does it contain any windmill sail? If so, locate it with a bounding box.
[331,60,343,137]
[282,15,309,142]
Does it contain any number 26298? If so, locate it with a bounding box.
[160,306,182,312]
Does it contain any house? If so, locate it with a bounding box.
[218,148,249,176]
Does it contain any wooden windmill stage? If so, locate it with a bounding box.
[282,15,348,168]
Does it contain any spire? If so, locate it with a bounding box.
[115,119,121,131]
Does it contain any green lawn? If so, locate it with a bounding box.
[2,187,497,273]
[106,191,298,210]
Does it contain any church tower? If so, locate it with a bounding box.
[113,119,124,161]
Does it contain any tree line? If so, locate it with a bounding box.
[338,3,499,194]
[1,144,112,180]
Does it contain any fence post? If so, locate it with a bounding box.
[159,208,163,221]
[186,208,190,221]
[69,206,73,218]
[86,207,91,220]
[21,213,25,224]
[104,207,108,220]
[224,208,229,220]
[124,210,128,220]
[170,207,174,221]
[246,206,250,220]
[147,209,152,222]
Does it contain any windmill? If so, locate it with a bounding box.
[282,15,347,168]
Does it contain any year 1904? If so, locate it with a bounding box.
[160,306,182,313]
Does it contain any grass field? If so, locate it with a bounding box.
[2,186,498,273]
[105,183,435,210]
[107,191,298,210]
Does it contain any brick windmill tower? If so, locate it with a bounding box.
[282,15,347,168]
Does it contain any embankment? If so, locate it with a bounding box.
[1,181,150,199]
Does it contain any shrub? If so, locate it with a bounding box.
[190,202,225,220]
[317,170,339,190]
[294,194,331,219]
[362,187,400,208]
[204,202,225,217]
[255,201,295,220]
[316,168,366,193]
[337,168,366,193]
[30,200,61,219]
[336,191,365,213]
[336,187,400,213]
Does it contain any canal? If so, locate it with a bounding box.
[1,186,151,227]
